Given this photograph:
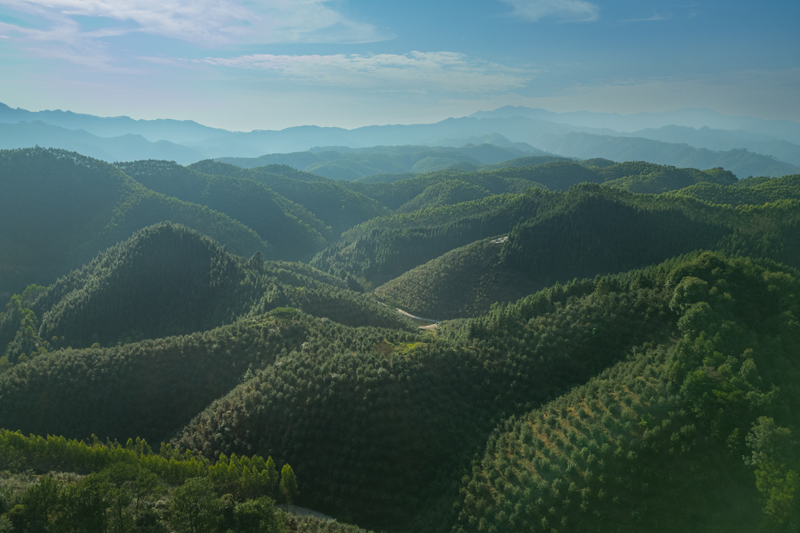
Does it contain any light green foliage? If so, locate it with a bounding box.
[280,465,298,505]
[0,432,295,533]
[169,477,220,533]
[746,418,800,527]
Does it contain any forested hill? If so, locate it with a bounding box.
[371,176,800,318]
[0,148,269,298]
[453,252,800,533]
[334,160,736,212]
[3,145,800,533]
[187,160,391,238]
[308,165,741,291]
[115,160,328,260]
[0,223,410,361]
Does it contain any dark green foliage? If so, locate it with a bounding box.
[172,265,675,530]
[321,176,800,298]
[313,163,780,291]
[0,304,408,443]
[187,161,390,238]
[500,184,732,283]
[116,160,327,260]
[453,253,800,533]
[579,157,616,168]
[284,514,374,533]
[397,180,492,213]
[5,147,800,533]
[374,238,542,318]
[0,223,410,356]
[0,286,50,364]
[280,465,298,505]
[673,174,800,206]
[311,189,554,287]
[339,167,543,211]
[603,164,737,193]
[0,316,290,443]
[169,477,220,533]
[0,148,268,298]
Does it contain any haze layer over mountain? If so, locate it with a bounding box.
[2,104,798,178]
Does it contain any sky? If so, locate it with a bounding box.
[0,0,798,131]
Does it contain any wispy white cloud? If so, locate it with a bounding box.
[0,0,390,58]
[193,51,533,94]
[0,16,121,69]
[498,0,599,22]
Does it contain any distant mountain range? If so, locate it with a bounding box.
[470,105,800,144]
[1,102,798,178]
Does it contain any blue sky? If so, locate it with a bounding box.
[0,0,798,131]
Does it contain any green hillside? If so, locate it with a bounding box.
[397,180,493,213]
[672,174,800,206]
[216,144,531,180]
[454,252,800,533]
[0,295,411,446]
[116,160,327,260]
[188,160,391,237]
[310,190,552,288]
[374,177,800,320]
[0,223,410,362]
[172,263,677,530]
[0,148,269,298]
[373,237,541,318]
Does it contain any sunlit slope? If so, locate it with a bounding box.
[0,148,269,297]
[322,173,800,300]
[117,159,327,260]
[340,167,545,210]
[373,237,541,319]
[671,174,800,206]
[396,180,494,213]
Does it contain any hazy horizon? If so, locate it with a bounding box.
[1,0,798,131]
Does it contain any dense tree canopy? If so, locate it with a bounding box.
[2,146,799,533]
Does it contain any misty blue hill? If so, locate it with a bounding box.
[618,124,800,167]
[3,102,797,178]
[0,102,230,143]
[470,105,800,144]
[113,116,800,179]
[0,121,204,165]
[215,144,536,180]
[169,115,575,157]
[536,132,800,178]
